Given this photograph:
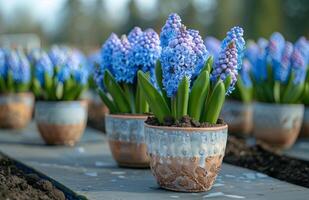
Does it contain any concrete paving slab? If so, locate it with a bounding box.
[0,122,308,200]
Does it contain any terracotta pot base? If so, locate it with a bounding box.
[253,103,303,149]
[109,140,149,168]
[149,154,223,192]
[0,93,34,129]
[37,123,85,146]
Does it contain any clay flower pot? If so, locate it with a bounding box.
[105,114,149,168]
[252,102,304,149]
[0,92,34,129]
[145,124,228,192]
[220,100,253,135]
[35,101,88,146]
[85,91,109,132]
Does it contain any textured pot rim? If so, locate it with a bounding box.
[226,99,252,105]
[36,99,86,104]
[253,101,304,108]
[144,123,228,132]
[106,113,149,120]
[0,92,34,98]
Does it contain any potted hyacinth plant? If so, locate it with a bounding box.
[250,33,308,149]
[94,27,161,168]
[138,14,245,192]
[31,46,89,146]
[0,48,34,129]
[205,37,253,135]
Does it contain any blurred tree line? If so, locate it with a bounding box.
[0,0,308,52]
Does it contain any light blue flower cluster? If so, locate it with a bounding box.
[129,29,161,73]
[95,27,161,89]
[278,41,293,83]
[268,32,288,83]
[101,33,121,75]
[35,51,54,85]
[211,26,245,94]
[34,46,89,86]
[160,13,208,97]
[160,13,183,48]
[248,34,309,86]
[241,59,252,87]
[189,29,209,76]
[160,26,197,97]
[128,27,143,44]
[0,48,31,84]
[112,35,135,83]
[291,37,309,84]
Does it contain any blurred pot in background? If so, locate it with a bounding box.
[0,48,33,129]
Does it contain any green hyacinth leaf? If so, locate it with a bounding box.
[188,70,210,121]
[224,75,232,93]
[0,76,7,92]
[155,61,170,106]
[138,70,170,123]
[203,80,225,124]
[176,76,190,119]
[103,70,131,113]
[136,79,149,114]
[98,89,118,113]
[7,71,14,92]
[273,81,281,103]
[123,84,136,113]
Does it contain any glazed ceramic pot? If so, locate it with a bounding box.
[86,91,109,132]
[0,92,34,129]
[252,102,304,149]
[145,124,228,192]
[105,114,149,168]
[220,100,253,135]
[35,101,88,146]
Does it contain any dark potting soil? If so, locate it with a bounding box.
[145,115,225,128]
[0,154,66,200]
[224,136,309,188]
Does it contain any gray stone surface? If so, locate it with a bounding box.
[0,122,308,200]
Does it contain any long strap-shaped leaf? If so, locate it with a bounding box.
[176,76,190,119]
[138,71,170,123]
[155,61,170,106]
[188,70,210,121]
[202,80,225,124]
[103,71,131,113]
[98,89,118,113]
[135,80,149,114]
[282,72,304,103]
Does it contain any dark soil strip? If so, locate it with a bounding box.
[0,153,87,200]
[224,136,309,188]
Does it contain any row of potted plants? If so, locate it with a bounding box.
[0,46,90,145]
[94,13,245,192]
[208,33,309,149]
[1,12,308,192]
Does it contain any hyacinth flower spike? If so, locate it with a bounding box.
[0,49,31,93]
[95,28,161,115]
[138,13,245,124]
[281,37,309,103]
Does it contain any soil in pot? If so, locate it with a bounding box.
[224,136,309,188]
[0,153,66,200]
[145,115,225,127]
